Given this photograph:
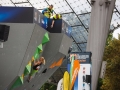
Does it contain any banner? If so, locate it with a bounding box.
[69,54,78,87]
[57,78,63,90]
[63,71,70,90]
[70,52,92,64]
[62,20,72,37]
[70,55,74,84]
[67,52,92,90]
[70,60,80,90]
[78,64,91,90]
[0,7,33,23]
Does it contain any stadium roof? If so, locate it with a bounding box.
[0,0,120,84]
[0,0,120,52]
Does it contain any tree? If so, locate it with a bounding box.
[40,82,57,90]
[97,78,103,90]
[106,33,113,46]
[101,34,120,90]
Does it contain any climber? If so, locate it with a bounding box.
[51,14,62,28]
[27,57,45,82]
[42,5,54,18]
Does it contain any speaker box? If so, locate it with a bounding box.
[0,25,10,42]
[86,75,91,83]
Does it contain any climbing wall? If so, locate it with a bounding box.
[0,23,46,90]
[9,33,50,90]
[33,33,73,90]
[15,33,72,90]
[0,23,72,90]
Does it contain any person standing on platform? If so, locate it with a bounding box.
[51,14,62,28]
[42,5,54,18]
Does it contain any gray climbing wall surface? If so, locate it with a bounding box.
[16,33,72,90]
[0,23,72,90]
[0,23,46,90]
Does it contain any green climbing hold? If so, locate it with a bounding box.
[24,63,31,76]
[42,32,50,45]
[34,53,39,60]
[34,48,40,60]
[10,76,23,90]
[37,44,43,52]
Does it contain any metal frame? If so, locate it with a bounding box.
[115,7,120,15]
[26,0,34,7]
[64,0,88,32]
[75,42,87,44]
[87,0,91,6]
[13,2,28,4]
[10,0,16,6]
[71,36,82,51]
[7,0,120,48]
[77,12,91,15]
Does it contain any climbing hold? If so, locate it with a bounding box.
[34,48,40,60]
[37,44,43,52]
[24,62,31,76]
[10,75,23,90]
[42,32,50,45]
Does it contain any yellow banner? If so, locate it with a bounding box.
[63,71,70,90]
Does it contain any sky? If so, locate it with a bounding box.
[112,19,120,39]
[113,28,120,39]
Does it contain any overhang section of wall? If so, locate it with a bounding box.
[18,24,47,75]
[18,33,72,90]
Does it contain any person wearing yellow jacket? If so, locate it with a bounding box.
[42,5,54,18]
[51,14,62,28]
